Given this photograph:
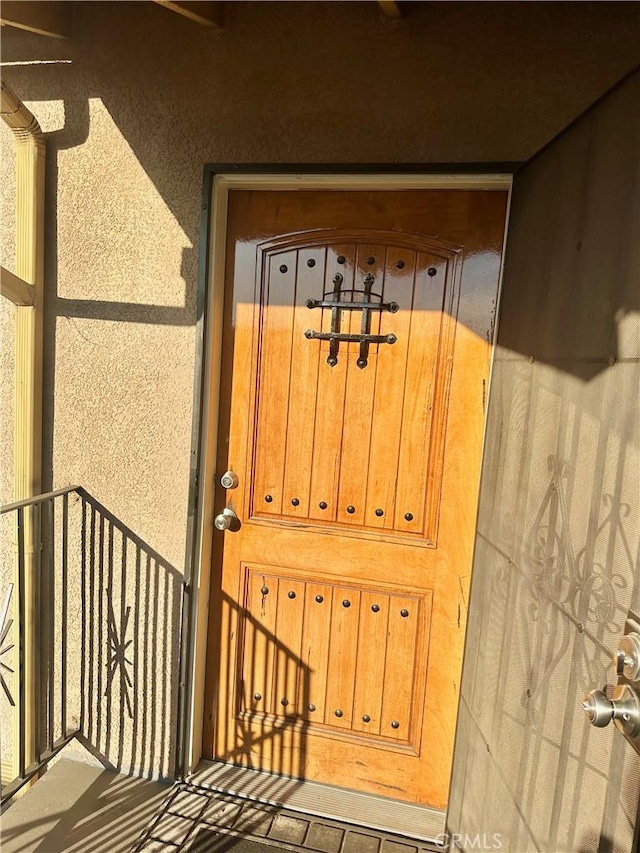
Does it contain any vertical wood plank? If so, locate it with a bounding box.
[242,570,279,718]
[253,251,298,516]
[282,247,325,518]
[364,247,416,530]
[272,577,306,718]
[325,587,361,729]
[337,244,382,527]
[308,245,352,521]
[298,581,334,722]
[381,595,420,741]
[394,254,448,535]
[352,590,390,734]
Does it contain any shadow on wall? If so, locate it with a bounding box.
[2,3,640,387]
[211,589,310,786]
[447,70,640,853]
[35,91,198,499]
[74,489,183,779]
[1,486,315,795]
[0,488,183,783]
[70,499,314,789]
[1,764,169,853]
[448,356,640,851]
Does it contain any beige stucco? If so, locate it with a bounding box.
[1,0,640,784]
[1,122,16,507]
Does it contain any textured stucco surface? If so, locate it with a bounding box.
[1,122,16,509]
[1,0,639,564]
[448,71,640,851]
[1,0,639,783]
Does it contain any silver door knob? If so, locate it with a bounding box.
[582,684,640,737]
[214,507,239,531]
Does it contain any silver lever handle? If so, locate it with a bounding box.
[582,684,640,737]
[214,507,239,532]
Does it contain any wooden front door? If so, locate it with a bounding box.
[203,187,508,810]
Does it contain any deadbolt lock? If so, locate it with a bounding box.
[582,684,640,738]
[615,632,640,681]
[220,470,239,490]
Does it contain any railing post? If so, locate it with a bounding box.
[61,493,68,738]
[1,488,84,807]
[1,82,45,790]
[15,501,40,778]
[16,508,26,780]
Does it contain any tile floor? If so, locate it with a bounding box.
[133,782,443,852]
[1,759,444,853]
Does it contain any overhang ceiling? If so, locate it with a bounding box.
[0,0,401,37]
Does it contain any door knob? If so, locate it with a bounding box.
[214,507,239,532]
[582,684,640,737]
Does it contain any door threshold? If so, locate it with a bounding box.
[190,760,446,844]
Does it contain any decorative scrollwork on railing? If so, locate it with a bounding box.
[105,599,133,718]
[524,455,629,633]
[516,454,634,724]
[0,583,15,706]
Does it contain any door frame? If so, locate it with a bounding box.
[177,168,513,797]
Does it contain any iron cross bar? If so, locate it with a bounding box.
[304,272,398,368]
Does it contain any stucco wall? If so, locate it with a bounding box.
[449,70,640,852]
[1,0,640,782]
[2,0,640,580]
[1,121,16,508]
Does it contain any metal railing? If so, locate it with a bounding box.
[0,487,85,805]
[0,485,185,808]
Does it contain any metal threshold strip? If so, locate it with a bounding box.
[191,761,446,844]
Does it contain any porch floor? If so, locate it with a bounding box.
[1,759,443,853]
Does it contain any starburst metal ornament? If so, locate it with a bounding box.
[0,584,16,706]
[105,599,133,718]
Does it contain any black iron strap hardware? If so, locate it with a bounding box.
[304,272,398,368]
[305,299,399,313]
